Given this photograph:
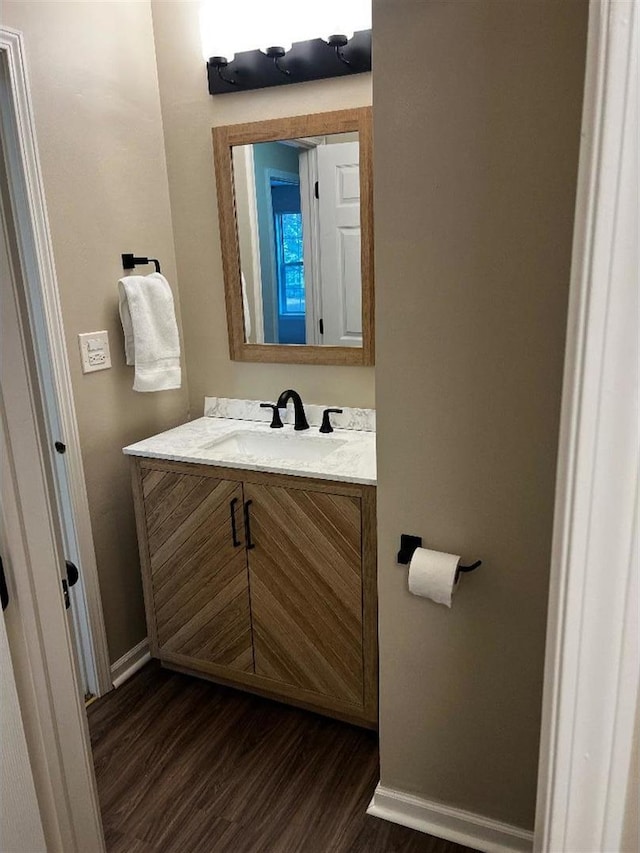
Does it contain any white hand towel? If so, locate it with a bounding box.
[118,273,182,392]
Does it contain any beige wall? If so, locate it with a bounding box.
[374,0,587,830]
[3,1,189,663]
[150,1,375,412]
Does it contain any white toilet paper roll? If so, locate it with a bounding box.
[408,547,460,607]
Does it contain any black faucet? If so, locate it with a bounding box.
[276,389,309,431]
[259,403,283,429]
[319,408,343,434]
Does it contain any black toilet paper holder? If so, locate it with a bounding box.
[397,534,482,582]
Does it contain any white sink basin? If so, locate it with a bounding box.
[199,430,347,463]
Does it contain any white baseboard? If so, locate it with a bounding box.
[110,638,150,689]
[367,784,534,853]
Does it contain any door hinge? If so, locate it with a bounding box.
[314,181,319,199]
[319,318,324,335]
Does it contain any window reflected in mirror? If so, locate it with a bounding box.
[232,132,362,348]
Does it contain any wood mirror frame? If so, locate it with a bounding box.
[212,107,374,366]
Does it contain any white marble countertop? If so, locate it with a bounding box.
[123,417,377,486]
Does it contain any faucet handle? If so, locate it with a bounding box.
[319,408,343,434]
[260,403,284,429]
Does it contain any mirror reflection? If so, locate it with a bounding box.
[232,132,362,347]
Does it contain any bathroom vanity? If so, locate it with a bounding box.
[126,106,378,728]
[125,402,377,728]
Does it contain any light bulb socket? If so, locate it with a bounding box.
[327,34,349,48]
[265,46,286,58]
[209,56,229,67]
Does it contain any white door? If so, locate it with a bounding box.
[0,131,47,850]
[0,121,105,851]
[0,596,47,853]
[317,141,362,347]
[0,29,110,701]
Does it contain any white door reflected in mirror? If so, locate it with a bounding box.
[232,132,362,348]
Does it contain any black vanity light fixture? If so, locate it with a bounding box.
[206,30,371,95]
[201,1,371,95]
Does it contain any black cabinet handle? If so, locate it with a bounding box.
[0,556,8,612]
[243,500,255,550]
[229,498,241,547]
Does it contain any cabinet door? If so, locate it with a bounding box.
[141,467,253,673]
[245,482,364,706]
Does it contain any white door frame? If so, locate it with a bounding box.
[299,146,321,346]
[261,165,301,342]
[0,26,111,697]
[534,1,638,851]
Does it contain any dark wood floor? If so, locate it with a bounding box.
[88,663,477,853]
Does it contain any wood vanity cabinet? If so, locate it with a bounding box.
[131,458,378,728]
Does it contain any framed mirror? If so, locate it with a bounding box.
[212,107,373,365]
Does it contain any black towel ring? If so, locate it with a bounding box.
[121,253,161,274]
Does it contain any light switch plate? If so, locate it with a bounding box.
[78,330,111,373]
